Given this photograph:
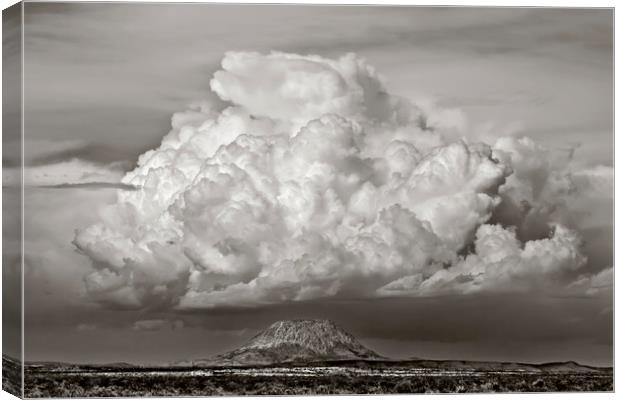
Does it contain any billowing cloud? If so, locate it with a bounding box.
[73,51,610,310]
[379,223,587,296]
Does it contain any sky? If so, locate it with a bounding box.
[7,3,612,366]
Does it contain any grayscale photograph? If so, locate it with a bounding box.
[1,1,614,397]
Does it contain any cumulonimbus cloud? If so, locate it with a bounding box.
[73,51,611,310]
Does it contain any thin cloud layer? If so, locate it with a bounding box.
[73,51,611,310]
[5,159,128,187]
[132,319,185,331]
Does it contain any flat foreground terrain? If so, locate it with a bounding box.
[24,362,612,397]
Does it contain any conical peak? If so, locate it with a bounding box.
[241,319,370,356]
[258,319,351,344]
[212,318,382,365]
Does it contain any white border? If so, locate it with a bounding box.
[4,0,618,6]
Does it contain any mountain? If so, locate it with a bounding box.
[196,319,383,366]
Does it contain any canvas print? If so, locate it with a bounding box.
[2,2,614,397]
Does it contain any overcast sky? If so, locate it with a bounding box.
[14,3,612,366]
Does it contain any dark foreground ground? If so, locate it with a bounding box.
[2,355,22,397]
[24,361,612,397]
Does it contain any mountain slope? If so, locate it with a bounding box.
[200,319,383,366]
